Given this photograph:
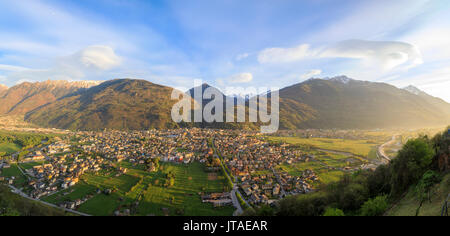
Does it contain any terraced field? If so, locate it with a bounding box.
[42,161,235,216]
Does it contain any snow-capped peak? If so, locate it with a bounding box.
[326,76,353,84]
[403,85,423,95]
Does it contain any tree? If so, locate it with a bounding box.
[415,170,441,216]
[323,207,345,216]
[390,137,434,196]
[360,195,388,216]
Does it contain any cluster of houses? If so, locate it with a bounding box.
[214,134,319,204]
[59,193,95,210]
[201,192,233,207]
[25,142,105,199]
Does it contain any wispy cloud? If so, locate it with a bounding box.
[258,44,315,64]
[217,72,253,86]
[320,40,423,71]
[300,69,322,80]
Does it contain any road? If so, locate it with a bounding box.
[211,137,252,215]
[377,135,399,163]
[8,185,90,216]
[231,188,243,216]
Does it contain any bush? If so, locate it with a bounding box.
[360,195,388,216]
[323,207,345,216]
[277,191,329,216]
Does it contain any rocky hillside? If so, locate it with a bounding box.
[0,80,101,115]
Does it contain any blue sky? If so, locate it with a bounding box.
[0,0,449,101]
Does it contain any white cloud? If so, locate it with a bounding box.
[236,53,249,61]
[228,72,253,83]
[258,44,315,64]
[257,39,423,80]
[0,64,30,72]
[74,45,121,70]
[320,40,423,71]
[2,45,122,85]
[217,72,253,85]
[300,69,322,80]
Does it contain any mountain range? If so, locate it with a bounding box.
[0,76,448,131]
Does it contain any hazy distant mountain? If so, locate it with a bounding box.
[276,76,450,129]
[0,80,101,115]
[403,85,450,117]
[185,83,259,129]
[25,79,184,130]
[186,83,227,105]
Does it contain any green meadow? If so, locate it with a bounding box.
[42,161,235,216]
[0,164,28,188]
[268,136,381,157]
[0,142,21,155]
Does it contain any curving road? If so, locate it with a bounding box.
[377,135,399,163]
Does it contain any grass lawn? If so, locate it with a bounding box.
[77,192,123,216]
[0,142,21,154]
[268,136,380,157]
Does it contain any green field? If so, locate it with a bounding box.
[276,149,364,186]
[0,164,28,187]
[277,161,345,186]
[43,161,235,216]
[0,142,21,155]
[136,162,234,216]
[268,136,381,157]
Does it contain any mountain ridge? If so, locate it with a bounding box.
[0,80,101,115]
[16,77,450,131]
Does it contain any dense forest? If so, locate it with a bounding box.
[244,127,450,216]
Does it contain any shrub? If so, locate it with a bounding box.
[323,207,345,216]
[360,195,388,216]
